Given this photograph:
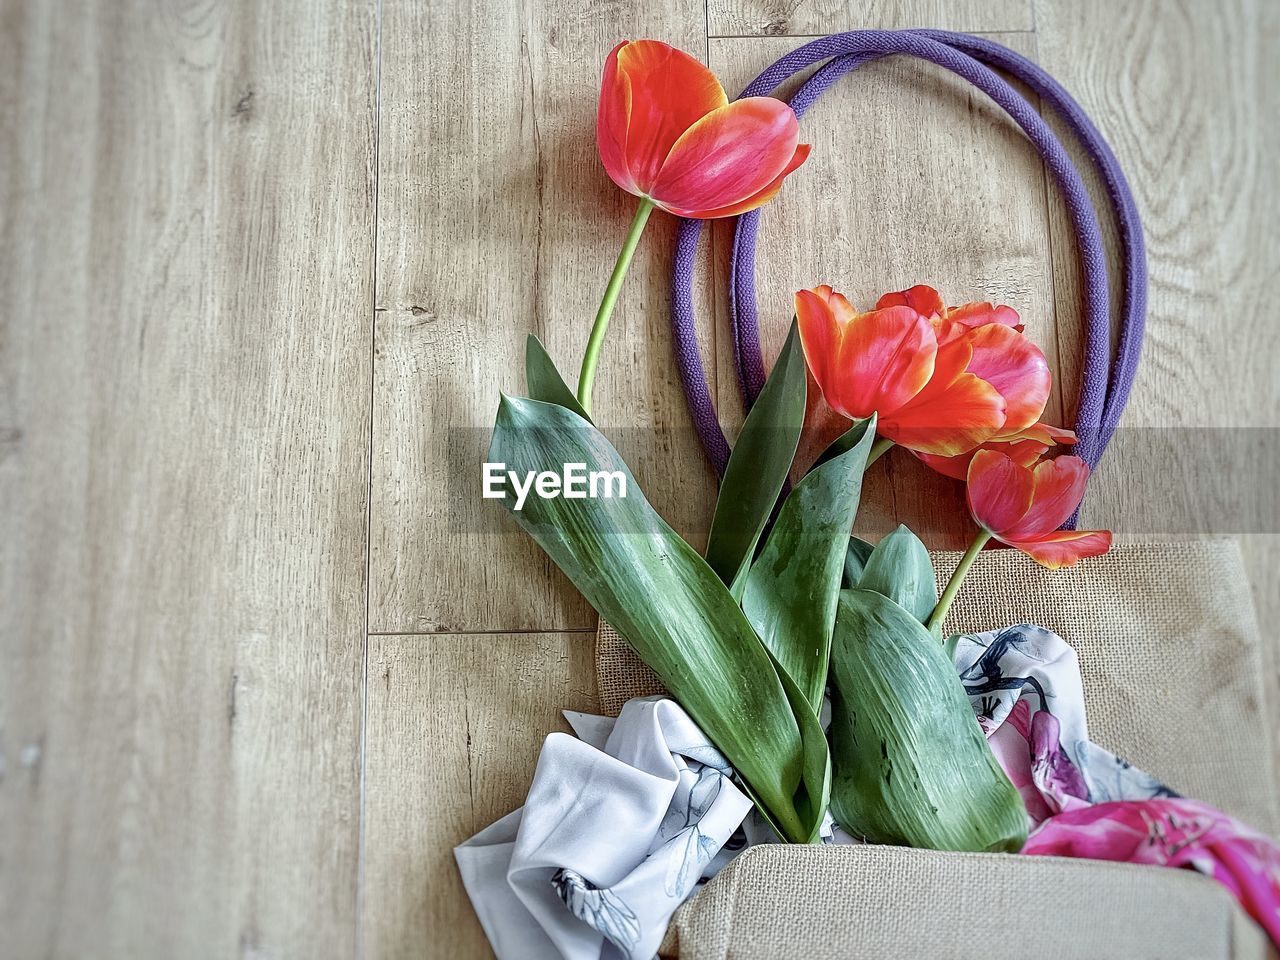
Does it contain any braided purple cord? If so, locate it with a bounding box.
[921,30,1147,456]
[734,33,1112,462]
[672,220,732,471]
[671,29,1146,489]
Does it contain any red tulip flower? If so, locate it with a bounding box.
[966,450,1112,569]
[794,284,1051,458]
[577,40,811,415]
[926,447,1112,632]
[597,40,810,218]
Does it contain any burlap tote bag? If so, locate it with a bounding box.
[595,31,1279,959]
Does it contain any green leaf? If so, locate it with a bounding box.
[770,653,831,843]
[704,323,806,592]
[741,416,877,712]
[856,524,937,624]
[829,588,1027,853]
[842,537,876,587]
[488,395,811,842]
[734,647,831,845]
[525,334,591,421]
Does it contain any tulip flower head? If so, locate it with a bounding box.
[578,39,814,415]
[597,40,810,218]
[795,284,1051,458]
[966,450,1112,569]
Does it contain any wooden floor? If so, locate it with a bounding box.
[3,1,1277,957]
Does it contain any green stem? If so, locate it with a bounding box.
[864,435,894,470]
[926,529,993,635]
[576,198,656,414]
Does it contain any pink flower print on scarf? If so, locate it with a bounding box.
[1025,798,1280,946]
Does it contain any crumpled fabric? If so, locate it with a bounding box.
[952,623,1175,821]
[454,696,752,960]
[956,624,1280,946]
[459,623,1280,957]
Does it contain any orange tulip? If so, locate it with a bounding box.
[597,40,810,219]
[917,422,1077,481]
[794,284,1051,458]
[966,450,1112,569]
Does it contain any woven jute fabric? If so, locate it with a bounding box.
[596,539,1279,958]
[657,844,1277,960]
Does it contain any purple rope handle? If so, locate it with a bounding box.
[671,29,1146,496]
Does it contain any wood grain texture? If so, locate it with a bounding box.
[0,1,376,957]
[1032,0,1280,790]
[707,32,1061,550]
[3,2,1278,957]
[369,0,716,634]
[361,632,596,960]
[707,0,1031,38]
[1037,0,1279,437]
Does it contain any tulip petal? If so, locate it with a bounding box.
[812,284,857,324]
[880,378,1005,456]
[794,285,859,405]
[916,436,1049,482]
[648,97,800,216]
[798,301,936,421]
[963,323,1051,436]
[1006,529,1113,569]
[931,302,1024,346]
[842,306,938,415]
[1015,422,1078,446]
[876,285,945,317]
[966,449,1035,535]
[795,288,842,406]
[670,142,810,219]
[597,42,639,195]
[881,338,1004,456]
[1004,456,1091,541]
[999,438,1056,467]
[947,301,1024,330]
[913,450,975,482]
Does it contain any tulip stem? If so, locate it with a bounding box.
[926,529,992,635]
[577,198,656,415]
[865,436,894,469]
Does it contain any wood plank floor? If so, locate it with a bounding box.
[2,1,1276,957]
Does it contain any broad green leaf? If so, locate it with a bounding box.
[731,645,831,845]
[704,324,805,591]
[842,537,876,587]
[488,395,810,841]
[741,416,877,712]
[829,588,1026,853]
[525,334,591,421]
[857,524,937,624]
[769,651,831,843]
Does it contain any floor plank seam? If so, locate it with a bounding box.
[706,29,1038,41]
[367,627,598,638]
[356,0,384,957]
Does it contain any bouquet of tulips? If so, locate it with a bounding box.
[488,40,1111,851]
